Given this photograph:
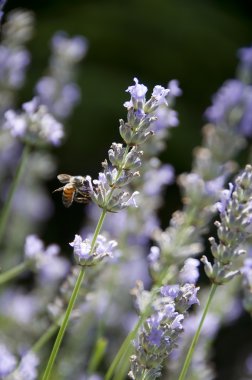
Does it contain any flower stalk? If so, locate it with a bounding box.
[42,210,107,379]
[0,143,30,244]
[177,283,217,380]
[0,261,30,286]
[41,267,86,380]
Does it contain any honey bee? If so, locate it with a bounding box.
[53,174,91,208]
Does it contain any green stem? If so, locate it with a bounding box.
[41,208,107,380]
[0,261,30,285]
[0,143,30,244]
[87,336,108,374]
[177,283,218,380]
[90,209,107,251]
[41,268,86,380]
[32,320,60,354]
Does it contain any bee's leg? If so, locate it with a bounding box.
[52,186,64,193]
[74,195,90,204]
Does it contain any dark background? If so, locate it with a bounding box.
[5,1,252,379]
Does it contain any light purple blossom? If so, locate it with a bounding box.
[179,258,200,284]
[18,352,39,380]
[52,32,88,62]
[143,162,174,196]
[0,46,30,88]
[24,234,44,259]
[125,77,148,109]
[148,246,160,263]
[161,285,180,299]
[70,234,116,266]
[148,319,163,346]
[205,80,244,124]
[152,107,179,131]
[24,234,69,282]
[0,290,40,324]
[4,98,64,146]
[151,85,169,106]
[216,183,234,215]
[170,313,184,330]
[0,344,17,377]
[238,45,252,66]
[36,77,81,119]
[167,79,182,98]
[4,109,27,137]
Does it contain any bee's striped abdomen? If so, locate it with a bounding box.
[62,184,75,208]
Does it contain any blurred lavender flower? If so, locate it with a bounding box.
[237,43,252,85]
[4,97,64,146]
[129,283,199,380]
[0,290,40,324]
[24,234,69,282]
[2,9,34,46]
[51,32,87,63]
[0,9,34,115]
[202,165,252,284]
[0,343,17,377]
[205,78,252,137]
[36,32,88,120]
[178,258,200,284]
[10,352,39,380]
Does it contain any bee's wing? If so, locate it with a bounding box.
[57,174,72,183]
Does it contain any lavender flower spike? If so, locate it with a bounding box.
[85,79,171,212]
[129,283,199,380]
[202,164,252,284]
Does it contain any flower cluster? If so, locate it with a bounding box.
[202,165,252,284]
[129,283,199,380]
[70,234,117,267]
[4,97,64,146]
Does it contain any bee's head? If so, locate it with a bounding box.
[73,176,84,186]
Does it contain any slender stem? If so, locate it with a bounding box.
[0,261,30,285]
[32,320,60,354]
[41,208,107,380]
[87,337,107,374]
[177,283,218,380]
[0,143,30,244]
[41,268,86,380]
[90,209,107,251]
